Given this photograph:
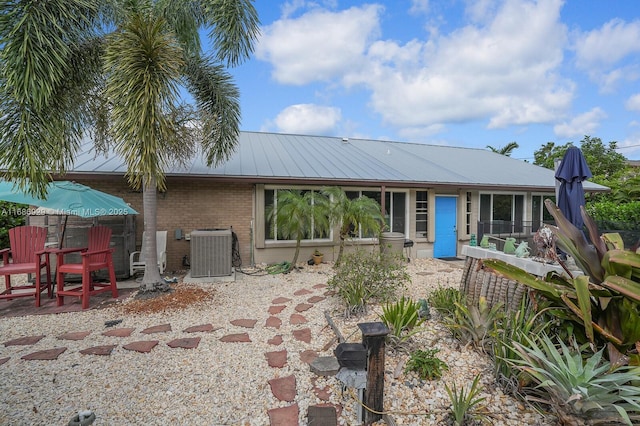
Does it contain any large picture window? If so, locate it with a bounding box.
[479,193,525,233]
[265,189,330,241]
[345,190,406,237]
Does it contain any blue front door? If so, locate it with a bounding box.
[434,196,457,258]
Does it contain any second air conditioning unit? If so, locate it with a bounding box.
[190,229,233,277]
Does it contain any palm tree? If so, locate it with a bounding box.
[322,186,383,266]
[267,190,331,270]
[0,0,259,292]
[486,142,520,156]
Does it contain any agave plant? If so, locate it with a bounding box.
[483,199,640,364]
[508,332,640,426]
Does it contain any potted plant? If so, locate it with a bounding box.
[312,249,324,265]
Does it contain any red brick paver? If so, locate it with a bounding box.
[22,348,67,360]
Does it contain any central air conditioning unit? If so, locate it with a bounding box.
[190,229,233,277]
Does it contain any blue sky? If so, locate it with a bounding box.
[227,0,640,161]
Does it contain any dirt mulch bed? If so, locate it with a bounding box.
[118,283,217,315]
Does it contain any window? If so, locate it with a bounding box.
[416,191,428,238]
[346,189,407,237]
[531,194,555,232]
[479,193,525,233]
[265,189,330,241]
[465,192,471,235]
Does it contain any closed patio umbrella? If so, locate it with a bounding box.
[0,180,138,247]
[554,146,592,230]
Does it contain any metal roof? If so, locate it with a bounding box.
[69,131,609,192]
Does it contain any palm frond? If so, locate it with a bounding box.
[182,55,241,167]
[202,0,260,67]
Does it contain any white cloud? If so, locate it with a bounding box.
[573,18,640,92]
[626,93,640,111]
[257,0,575,134]
[355,0,572,129]
[273,104,341,134]
[409,0,430,15]
[256,4,383,85]
[553,108,607,138]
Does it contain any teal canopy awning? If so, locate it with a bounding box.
[0,181,138,217]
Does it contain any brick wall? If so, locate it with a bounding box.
[75,178,254,273]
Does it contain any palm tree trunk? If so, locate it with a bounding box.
[140,176,169,292]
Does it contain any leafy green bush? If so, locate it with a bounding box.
[0,201,27,248]
[586,200,640,228]
[509,332,640,425]
[404,348,448,380]
[380,295,425,344]
[444,374,487,426]
[427,286,461,317]
[328,249,409,316]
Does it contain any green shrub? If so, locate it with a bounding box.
[404,348,448,380]
[444,374,487,426]
[0,201,27,248]
[509,332,640,425]
[427,286,461,317]
[328,249,409,316]
[380,295,425,345]
[443,296,504,351]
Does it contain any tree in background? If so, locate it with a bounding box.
[486,142,519,156]
[534,136,640,239]
[533,136,627,180]
[0,0,259,292]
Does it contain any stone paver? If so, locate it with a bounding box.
[300,350,318,364]
[102,328,135,337]
[141,324,172,334]
[268,375,296,402]
[307,404,337,425]
[265,316,282,329]
[311,377,332,401]
[271,297,291,304]
[267,403,299,426]
[267,335,283,346]
[123,340,159,353]
[293,289,312,296]
[80,345,117,356]
[294,303,313,313]
[184,324,218,333]
[265,349,287,368]
[0,357,10,365]
[312,284,327,289]
[268,305,286,315]
[292,328,311,343]
[4,335,45,346]
[167,337,200,349]
[58,331,91,341]
[307,296,325,304]
[289,314,307,325]
[22,347,67,360]
[230,319,258,328]
[219,333,251,343]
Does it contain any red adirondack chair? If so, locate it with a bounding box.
[0,226,52,307]
[56,225,118,309]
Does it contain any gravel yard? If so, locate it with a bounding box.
[0,258,555,425]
